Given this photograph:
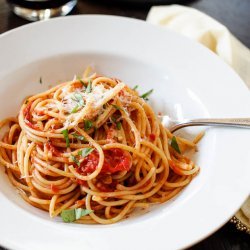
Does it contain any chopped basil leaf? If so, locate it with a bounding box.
[73,93,84,107]
[84,120,93,131]
[133,85,139,90]
[116,121,122,130]
[39,77,43,84]
[71,105,79,113]
[70,155,80,166]
[62,129,70,148]
[25,99,29,104]
[171,136,181,154]
[112,104,123,111]
[77,208,92,218]
[70,93,84,113]
[140,89,153,101]
[72,133,85,141]
[111,115,122,129]
[111,116,117,123]
[74,208,83,220]
[78,148,94,158]
[86,79,92,93]
[61,208,92,223]
[77,76,85,86]
[61,209,75,222]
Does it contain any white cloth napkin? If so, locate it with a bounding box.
[147,5,250,88]
[146,4,250,227]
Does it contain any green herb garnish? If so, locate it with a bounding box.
[73,93,84,106]
[61,209,75,222]
[111,116,122,130]
[111,116,117,123]
[71,93,84,113]
[85,79,92,93]
[75,208,92,219]
[39,77,43,84]
[71,105,79,113]
[133,85,139,90]
[116,121,122,130]
[84,120,93,131]
[72,133,85,141]
[62,129,70,148]
[140,89,153,101]
[78,148,94,158]
[61,208,92,223]
[171,136,181,154]
[112,104,123,111]
[70,155,80,166]
[77,76,85,86]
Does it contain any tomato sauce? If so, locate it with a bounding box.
[149,133,156,142]
[76,200,85,207]
[119,89,125,96]
[23,102,32,121]
[23,102,40,130]
[50,184,59,193]
[76,179,87,186]
[35,109,46,116]
[45,142,62,157]
[75,82,84,88]
[76,148,132,176]
[25,120,39,130]
[106,125,116,142]
[169,159,183,175]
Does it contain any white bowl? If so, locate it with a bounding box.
[0,15,249,250]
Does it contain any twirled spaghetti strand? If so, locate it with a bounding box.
[0,71,201,224]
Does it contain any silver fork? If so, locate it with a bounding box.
[161,116,250,133]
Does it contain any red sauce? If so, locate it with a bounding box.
[76,179,87,186]
[72,81,84,89]
[76,148,132,176]
[50,184,59,193]
[23,102,32,121]
[106,125,116,142]
[119,90,125,96]
[35,109,46,115]
[25,120,39,130]
[23,102,40,130]
[169,160,183,175]
[76,200,85,207]
[45,141,62,157]
[149,133,156,142]
[141,179,151,189]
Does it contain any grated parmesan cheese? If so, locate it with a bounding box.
[62,82,125,128]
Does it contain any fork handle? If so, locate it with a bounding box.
[170,118,250,133]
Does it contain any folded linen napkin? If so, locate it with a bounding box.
[146,4,250,233]
[147,5,250,88]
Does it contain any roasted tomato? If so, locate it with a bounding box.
[76,148,132,175]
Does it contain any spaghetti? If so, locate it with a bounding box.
[0,69,201,224]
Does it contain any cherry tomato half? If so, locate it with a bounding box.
[76,148,132,175]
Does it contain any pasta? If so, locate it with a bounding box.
[0,69,201,224]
